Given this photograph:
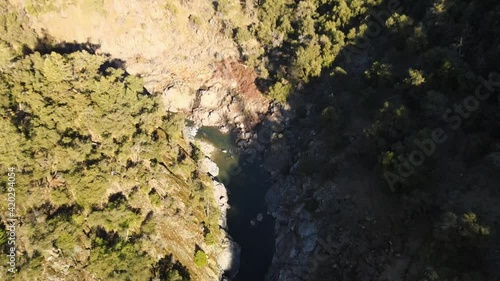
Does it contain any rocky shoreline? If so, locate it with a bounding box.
[184,93,323,280]
[184,128,241,281]
[171,57,327,280]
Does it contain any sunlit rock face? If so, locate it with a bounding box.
[217,231,241,279]
[17,0,270,135]
[17,0,240,92]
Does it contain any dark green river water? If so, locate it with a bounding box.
[196,126,275,281]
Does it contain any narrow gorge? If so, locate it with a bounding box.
[2,0,500,280]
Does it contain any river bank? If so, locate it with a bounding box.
[194,126,275,281]
[186,98,325,281]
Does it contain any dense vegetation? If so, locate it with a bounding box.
[233,0,500,279]
[0,0,499,280]
[0,49,220,280]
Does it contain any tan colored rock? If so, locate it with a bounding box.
[13,0,244,92]
[213,180,229,229]
[200,157,219,177]
[217,230,241,278]
[162,86,196,112]
[195,139,217,157]
[204,111,223,126]
[199,87,227,109]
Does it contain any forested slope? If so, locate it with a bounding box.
[1,0,499,280]
[233,0,500,280]
[0,50,223,280]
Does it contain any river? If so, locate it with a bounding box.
[196,126,275,281]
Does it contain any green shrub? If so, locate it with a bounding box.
[268,81,292,103]
[404,68,426,86]
[26,0,59,16]
[204,232,216,245]
[56,232,75,254]
[194,249,207,266]
[166,270,184,281]
[216,0,234,15]
[189,15,203,27]
[291,42,323,82]
[149,190,162,206]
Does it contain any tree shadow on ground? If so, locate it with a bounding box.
[22,29,127,71]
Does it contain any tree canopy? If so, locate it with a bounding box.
[0,50,219,280]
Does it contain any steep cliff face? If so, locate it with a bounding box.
[14,0,240,89]
[13,0,269,135]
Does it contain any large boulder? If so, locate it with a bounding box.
[200,157,219,177]
[217,231,241,279]
[297,220,317,254]
[213,180,229,229]
[199,87,228,109]
[161,86,196,112]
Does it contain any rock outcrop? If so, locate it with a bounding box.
[8,1,305,279]
[212,180,230,230]
[200,157,220,177]
[164,61,270,137]
[217,230,242,279]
